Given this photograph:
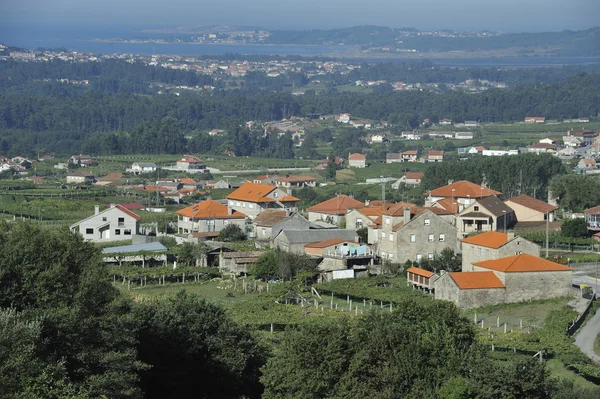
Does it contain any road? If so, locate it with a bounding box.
[572,271,600,294]
[574,306,600,362]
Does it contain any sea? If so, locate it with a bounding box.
[2,24,600,67]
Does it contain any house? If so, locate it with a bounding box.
[348,153,366,168]
[368,134,387,144]
[311,240,374,282]
[211,180,232,189]
[460,231,540,271]
[253,209,311,241]
[464,121,478,127]
[426,150,444,162]
[344,201,412,231]
[68,154,94,167]
[176,155,206,172]
[482,149,519,157]
[307,194,365,225]
[579,117,590,123]
[439,118,452,125]
[273,175,317,189]
[208,129,225,136]
[577,158,598,171]
[70,204,140,242]
[401,132,422,140]
[226,181,299,219]
[425,180,501,212]
[456,196,515,237]
[524,116,545,123]
[401,150,418,162]
[539,138,559,145]
[585,205,600,233]
[527,143,556,154]
[336,113,351,123]
[129,162,157,174]
[219,251,264,275]
[66,171,95,184]
[273,229,358,254]
[392,172,424,189]
[252,174,278,185]
[504,194,557,223]
[376,206,457,263]
[176,200,247,235]
[407,267,439,291]
[435,254,573,309]
[386,153,403,164]
[455,132,474,140]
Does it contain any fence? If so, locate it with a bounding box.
[566,294,596,337]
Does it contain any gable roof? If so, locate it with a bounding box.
[307,195,365,215]
[431,197,460,215]
[465,196,513,217]
[460,231,508,249]
[226,181,277,203]
[406,267,434,278]
[448,271,505,289]
[349,153,366,161]
[305,238,348,249]
[253,209,290,227]
[426,180,501,198]
[473,254,573,273]
[114,205,141,221]
[585,205,600,215]
[70,204,140,229]
[405,172,424,180]
[273,175,316,183]
[177,200,246,219]
[505,194,557,214]
[276,229,357,245]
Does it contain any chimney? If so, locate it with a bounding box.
[285,208,290,217]
[507,231,515,241]
[94,205,100,215]
[228,207,233,215]
[365,199,370,206]
[403,208,411,224]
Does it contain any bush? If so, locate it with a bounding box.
[218,224,247,242]
[561,218,589,238]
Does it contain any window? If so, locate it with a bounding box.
[389,233,394,242]
[115,229,121,235]
[242,203,246,207]
[124,229,131,235]
[428,234,434,242]
[381,251,387,258]
[381,231,386,240]
[249,203,254,208]
[439,234,445,242]
[478,248,482,256]
[102,217,107,222]
[274,192,278,198]
[224,221,229,225]
[85,228,93,235]
[516,251,522,255]
[474,206,479,211]
[228,200,233,206]
[385,217,391,225]
[389,253,394,259]
[118,217,125,227]
[416,254,423,261]
[410,234,416,243]
[424,219,430,226]
[262,228,267,236]
[428,253,434,260]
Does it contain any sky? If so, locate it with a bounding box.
[2,0,599,32]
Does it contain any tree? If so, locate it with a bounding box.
[249,251,278,280]
[133,291,266,399]
[176,242,209,266]
[356,227,368,243]
[561,218,589,238]
[217,224,247,242]
[326,153,337,181]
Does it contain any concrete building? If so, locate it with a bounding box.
[226,181,299,219]
[386,153,402,164]
[176,200,247,235]
[272,175,317,189]
[307,194,365,225]
[66,171,95,184]
[70,204,140,242]
[401,150,418,162]
[310,240,374,282]
[273,229,357,254]
[129,162,157,174]
[457,196,515,238]
[253,209,311,241]
[425,180,501,212]
[460,231,540,271]
[504,194,557,223]
[455,132,474,140]
[392,172,424,189]
[426,150,444,162]
[348,153,366,168]
[176,155,206,172]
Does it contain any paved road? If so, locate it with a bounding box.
[572,271,600,293]
[574,306,600,362]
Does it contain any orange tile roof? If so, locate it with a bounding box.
[308,195,365,215]
[449,272,505,290]
[226,182,277,203]
[382,202,418,216]
[279,195,300,202]
[461,231,508,249]
[178,155,203,163]
[428,150,444,156]
[407,267,434,278]
[305,238,349,248]
[432,197,460,214]
[426,180,501,198]
[176,200,246,219]
[115,205,141,221]
[178,177,197,185]
[402,150,417,155]
[584,205,600,214]
[349,153,366,160]
[505,194,557,214]
[473,254,573,273]
[405,172,424,180]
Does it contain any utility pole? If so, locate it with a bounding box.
[381,175,385,205]
[545,211,549,258]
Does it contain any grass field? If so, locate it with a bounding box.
[546,358,599,389]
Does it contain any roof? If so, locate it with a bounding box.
[405,172,424,180]
[178,177,197,185]
[469,196,514,217]
[349,153,366,161]
[276,229,357,245]
[505,194,557,214]
[226,181,277,203]
[402,150,418,155]
[427,180,501,198]
[253,210,290,227]
[461,231,508,249]
[448,272,505,290]
[406,267,434,278]
[102,241,167,254]
[308,195,365,215]
[101,172,124,181]
[176,200,246,219]
[585,205,600,215]
[473,254,573,273]
[386,153,402,160]
[70,204,141,229]
[305,238,348,249]
[279,195,300,202]
[428,150,444,156]
[432,197,460,215]
[178,155,203,163]
[115,205,142,221]
[273,175,316,183]
[108,202,145,210]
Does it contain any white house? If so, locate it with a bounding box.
[70,204,140,242]
[129,162,157,174]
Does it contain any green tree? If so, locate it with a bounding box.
[561,218,589,238]
[217,224,247,242]
[249,251,278,280]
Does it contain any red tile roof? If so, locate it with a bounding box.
[279,195,300,202]
[505,194,557,214]
[585,205,600,214]
[349,153,366,160]
[461,231,508,249]
[226,182,277,203]
[473,254,573,273]
[178,155,203,163]
[407,266,434,278]
[426,180,501,198]
[308,195,365,215]
[178,177,197,185]
[115,205,141,221]
[405,172,424,180]
[176,200,246,219]
[402,150,417,155]
[305,238,348,248]
[449,272,505,290]
[432,197,460,215]
[108,202,145,210]
[428,150,444,156]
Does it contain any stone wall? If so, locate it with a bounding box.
[457,287,507,309]
[462,238,540,272]
[503,271,572,302]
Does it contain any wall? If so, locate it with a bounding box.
[177,217,245,235]
[434,273,460,304]
[503,271,573,302]
[505,201,554,223]
[462,238,540,272]
[73,207,138,242]
[308,211,342,225]
[345,209,375,231]
[457,287,507,309]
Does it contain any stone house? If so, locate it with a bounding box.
[253,209,311,241]
[435,271,506,309]
[456,196,515,238]
[226,181,299,219]
[70,204,140,242]
[273,229,357,254]
[460,231,540,271]
[504,194,557,223]
[376,207,457,263]
[348,153,366,168]
[307,194,365,225]
[407,266,439,291]
[425,180,501,212]
[218,251,264,275]
[176,200,247,235]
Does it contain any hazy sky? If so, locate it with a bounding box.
[2,0,599,32]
